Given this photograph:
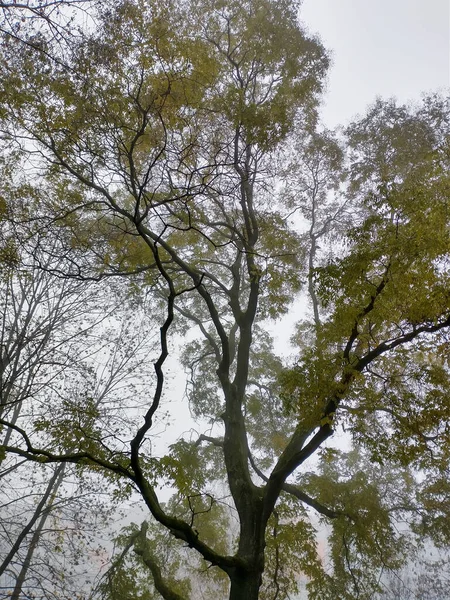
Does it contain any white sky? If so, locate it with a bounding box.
[300,0,450,126]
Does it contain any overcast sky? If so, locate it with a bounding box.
[300,0,450,126]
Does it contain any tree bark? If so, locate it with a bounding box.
[229,493,266,600]
[229,569,263,600]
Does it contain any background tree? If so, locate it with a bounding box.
[0,1,450,599]
[0,213,161,598]
[0,0,96,44]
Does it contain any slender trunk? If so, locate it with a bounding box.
[10,463,66,599]
[10,504,48,600]
[0,463,65,577]
[308,234,320,327]
[1,401,22,446]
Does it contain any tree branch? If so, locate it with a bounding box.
[134,522,188,600]
[248,451,342,519]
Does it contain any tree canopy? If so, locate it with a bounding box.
[0,1,450,599]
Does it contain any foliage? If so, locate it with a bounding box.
[0,1,449,599]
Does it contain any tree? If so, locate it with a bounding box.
[0,220,160,598]
[0,0,96,41]
[0,1,450,599]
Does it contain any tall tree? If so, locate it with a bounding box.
[0,1,450,599]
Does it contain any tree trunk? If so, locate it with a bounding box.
[10,508,47,600]
[229,569,263,600]
[228,503,266,600]
[10,463,66,599]
[0,465,64,577]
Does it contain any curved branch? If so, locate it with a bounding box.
[194,434,224,448]
[129,474,240,573]
[134,522,188,600]
[248,451,342,520]
[263,314,450,523]
[343,265,390,362]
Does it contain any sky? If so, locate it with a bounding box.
[300,0,450,126]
